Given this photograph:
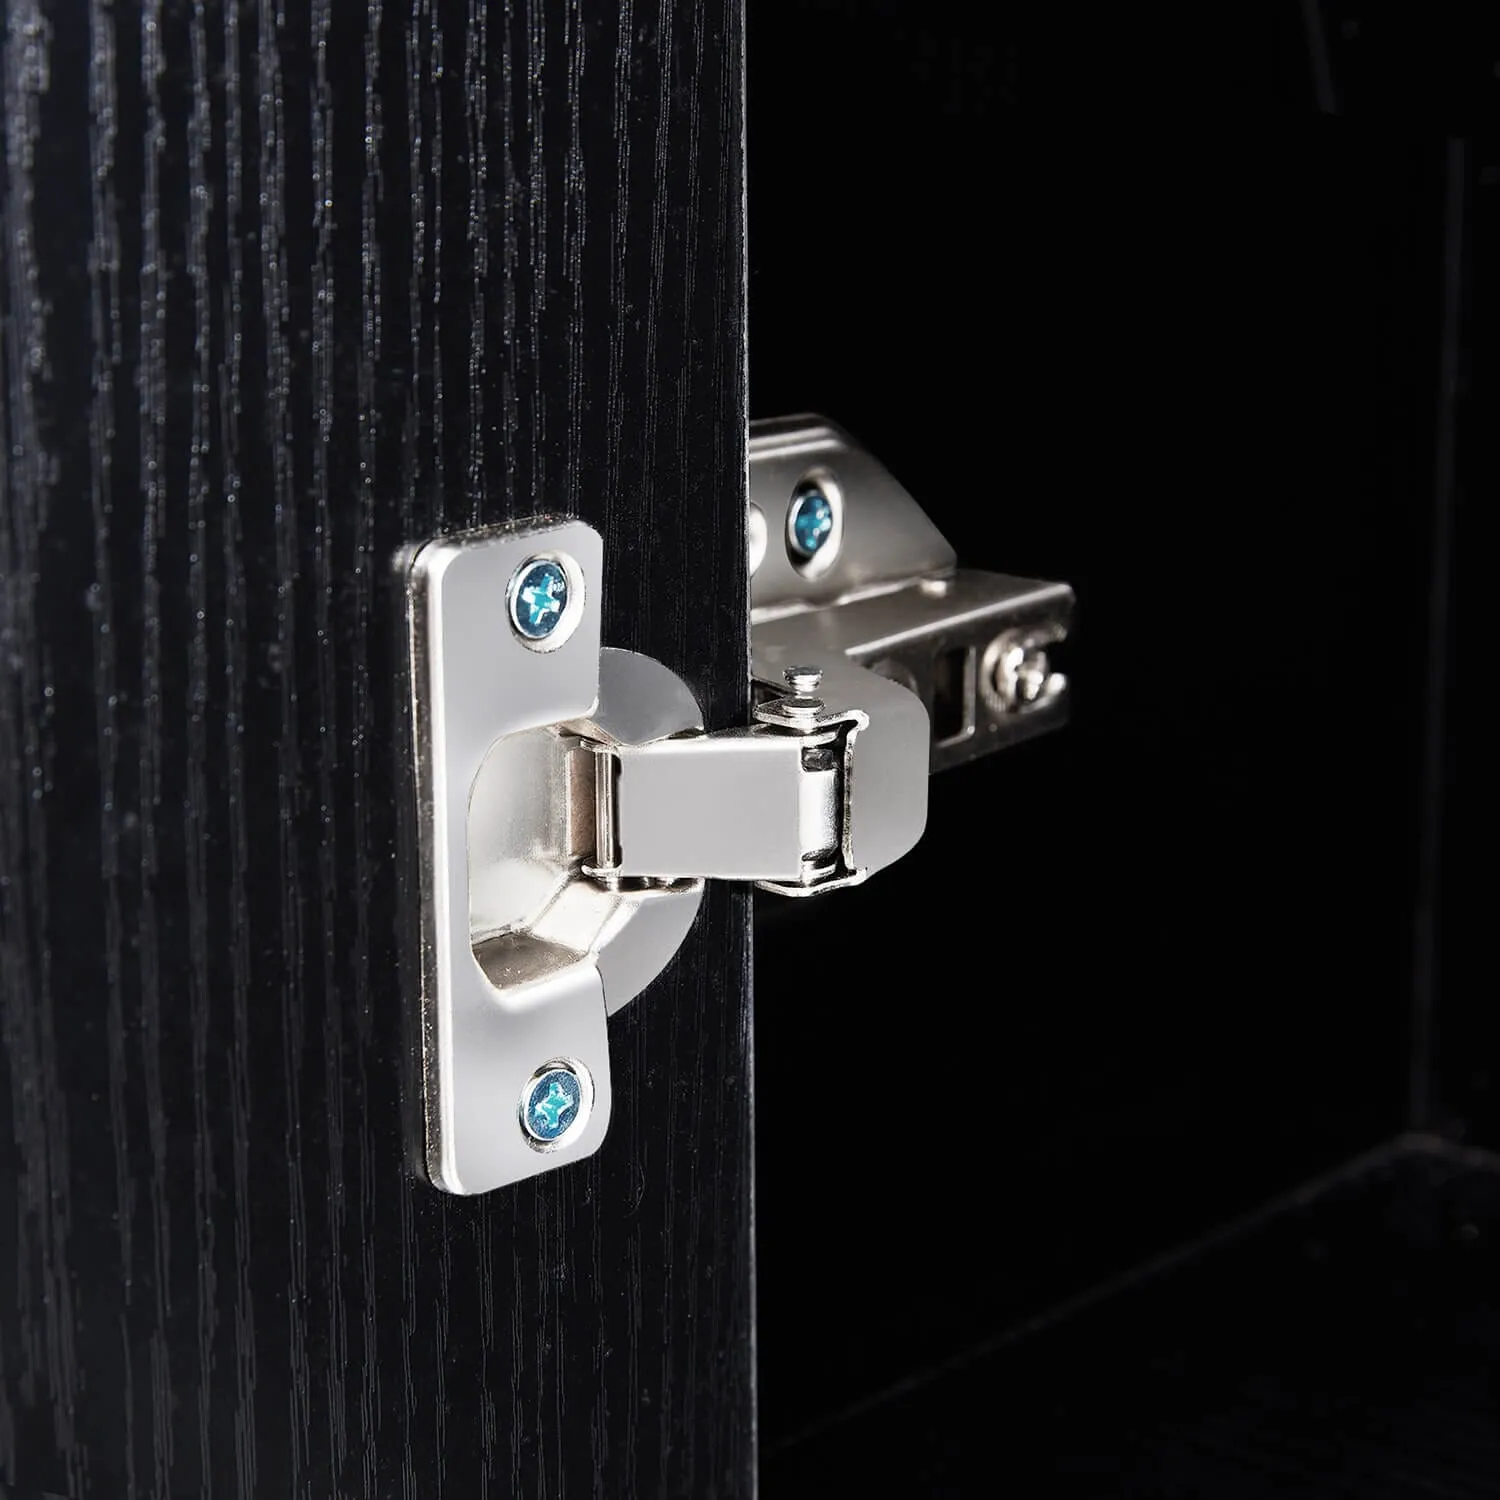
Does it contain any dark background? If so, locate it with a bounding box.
[749,2,1500,1491]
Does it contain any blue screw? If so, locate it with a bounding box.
[509,558,570,641]
[788,488,835,560]
[521,1065,584,1145]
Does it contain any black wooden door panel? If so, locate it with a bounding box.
[0,3,753,1496]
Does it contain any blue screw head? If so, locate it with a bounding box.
[521,1065,585,1145]
[788,487,835,560]
[509,558,570,641]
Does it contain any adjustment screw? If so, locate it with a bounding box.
[509,557,569,641]
[520,1063,586,1145]
[992,637,1052,709]
[783,665,823,696]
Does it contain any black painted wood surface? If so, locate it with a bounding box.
[0,2,752,1496]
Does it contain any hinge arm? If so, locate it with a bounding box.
[582,651,929,895]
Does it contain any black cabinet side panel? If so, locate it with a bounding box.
[1424,134,1499,1149]
[0,2,752,1496]
[747,0,1440,1448]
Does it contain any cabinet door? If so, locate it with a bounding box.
[0,4,752,1496]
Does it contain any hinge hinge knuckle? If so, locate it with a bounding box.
[585,699,871,893]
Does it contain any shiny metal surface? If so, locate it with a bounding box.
[983,627,1066,715]
[753,649,928,888]
[782,664,824,697]
[749,416,1075,772]
[409,522,704,1195]
[749,416,955,612]
[593,649,928,896]
[754,568,1073,769]
[409,521,609,1195]
[609,730,834,882]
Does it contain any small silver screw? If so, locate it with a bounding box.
[783,665,823,696]
[752,663,826,729]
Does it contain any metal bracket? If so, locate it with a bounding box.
[748,415,1072,770]
[406,417,1073,1194]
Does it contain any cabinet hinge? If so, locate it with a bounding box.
[406,416,1073,1193]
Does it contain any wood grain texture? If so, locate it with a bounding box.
[0,1,752,1495]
